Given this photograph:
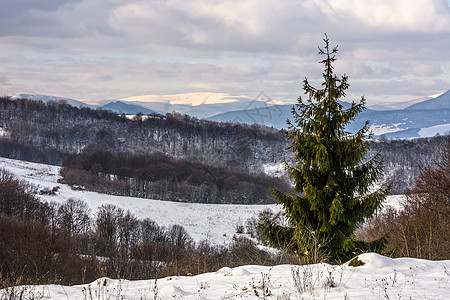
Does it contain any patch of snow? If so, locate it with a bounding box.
[0,127,9,137]
[263,162,284,177]
[369,123,406,135]
[429,91,445,98]
[418,123,450,137]
[381,194,406,211]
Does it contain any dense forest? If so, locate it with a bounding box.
[0,97,286,173]
[60,151,289,204]
[0,96,448,197]
[368,136,449,194]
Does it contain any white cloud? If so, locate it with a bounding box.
[314,0,450,33]
[0,0,449,104]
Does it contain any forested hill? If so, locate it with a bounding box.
[0,96,448,195]
[0,97,287,174]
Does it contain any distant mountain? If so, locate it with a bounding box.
[121,92,250,106]
[10,91,450,139]
[101,101,157,115]
[368,97,432,110]
[11,93,97,109]
[120,92,285,118]
[208,102,450,139]
[405,90,450,110]
[207,101,361,129]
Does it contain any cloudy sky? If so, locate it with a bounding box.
[1,0,449,105]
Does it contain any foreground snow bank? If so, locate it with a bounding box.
[2,253,448,299]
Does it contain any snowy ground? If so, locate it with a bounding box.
[1,253,449,299]
[0,157,278,245]
[418,123,450,137]
[0,157,405,245]
[1,157,448,299]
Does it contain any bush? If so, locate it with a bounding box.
[0,168,50,221]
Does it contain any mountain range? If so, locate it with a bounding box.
[11,90,450,139]
[207,90,450,139]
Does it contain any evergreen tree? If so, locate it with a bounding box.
[260,35,389,262]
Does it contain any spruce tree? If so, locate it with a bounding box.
[260,35,389,262]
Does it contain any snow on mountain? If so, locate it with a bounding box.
[117,92,287,118]
[2,252,449,299]
[418,123,450,137]
[120,92,255,106]
[9,91,450,136]
[208,102,450,139]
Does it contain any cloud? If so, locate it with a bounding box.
[314,0,450,33]
[0,0,449,103]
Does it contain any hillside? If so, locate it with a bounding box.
[0,96,287,174]
[1,96,448,195]
[405,89,450,110]
[0,156,447,299]
[101,101,157,115]
[0,156,405,245]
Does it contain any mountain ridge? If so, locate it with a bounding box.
[207,93,450,139]
[405,90,450,110]
[10,90,450,138]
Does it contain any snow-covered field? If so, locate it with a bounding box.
[0,157,405,245]
[418,123,450,137]
[2,253,449,299]
[1,157,448,299]
[0,157,278,245]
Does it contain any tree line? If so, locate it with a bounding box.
[60,151,289,204]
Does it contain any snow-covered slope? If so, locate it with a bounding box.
[0,157,405,245]
[0,157,278,245]
[2,157,446,299]
[2,253,449,299]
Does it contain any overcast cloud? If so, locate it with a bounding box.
[0,0,449,104]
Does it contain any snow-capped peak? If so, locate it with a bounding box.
[120,92,253,106]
